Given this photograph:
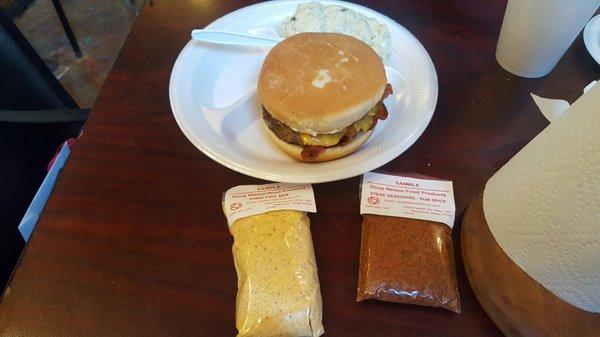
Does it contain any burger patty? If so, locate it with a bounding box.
[263,83,392,160]
[263,103,386,146]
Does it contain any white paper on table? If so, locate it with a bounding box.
[530,94,570,121]
[531,80,597,122]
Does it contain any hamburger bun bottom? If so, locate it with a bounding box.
[261,118,374,162]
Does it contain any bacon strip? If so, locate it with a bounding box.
[382,83,393,100]
[301,145,326,161]
[374,101,388,120]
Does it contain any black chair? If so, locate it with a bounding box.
[0,9,89,289]
[2,0,82,57]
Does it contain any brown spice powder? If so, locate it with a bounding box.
[357,214,461,313]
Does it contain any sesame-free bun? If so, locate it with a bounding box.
[258,32,387,134]
[261,118,374,163]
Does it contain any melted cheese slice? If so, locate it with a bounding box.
[300,131,345,147]
[299,113,375,146]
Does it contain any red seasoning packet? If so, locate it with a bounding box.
[356,172,461,313]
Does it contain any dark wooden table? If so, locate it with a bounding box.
[1,1,598,336]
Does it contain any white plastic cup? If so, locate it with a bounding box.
[496,0,600,78]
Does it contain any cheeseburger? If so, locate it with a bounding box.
[258,32,392,162]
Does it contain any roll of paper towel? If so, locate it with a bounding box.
[483,83,600,313]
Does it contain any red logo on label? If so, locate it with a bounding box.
[367,196,380,205]
[230,202,242,210]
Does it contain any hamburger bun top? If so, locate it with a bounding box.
[258,32,387,134]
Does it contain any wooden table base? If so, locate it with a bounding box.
[461,194,600,337]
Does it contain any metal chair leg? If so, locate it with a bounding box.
[51,0,82,58]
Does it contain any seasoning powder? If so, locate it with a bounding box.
[356,215,461,313]
[230,210,324,337]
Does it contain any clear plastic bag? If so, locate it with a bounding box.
[230,210,324,337]
[356,214,461,313]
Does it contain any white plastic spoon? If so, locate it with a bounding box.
[191,29,283,47]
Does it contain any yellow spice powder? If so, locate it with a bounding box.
[230,210,324,337]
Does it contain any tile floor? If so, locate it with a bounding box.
[14,0,144,108]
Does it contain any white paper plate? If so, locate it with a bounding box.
[584,14,600,66]
[169,0,438,183]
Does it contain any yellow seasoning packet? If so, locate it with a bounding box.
[223,183,324,337]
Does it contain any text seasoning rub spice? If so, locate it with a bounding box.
[357,172,461,313]
[223,183,324,337]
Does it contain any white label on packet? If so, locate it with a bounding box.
[223,183,316,226]
[360,172,456,228]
